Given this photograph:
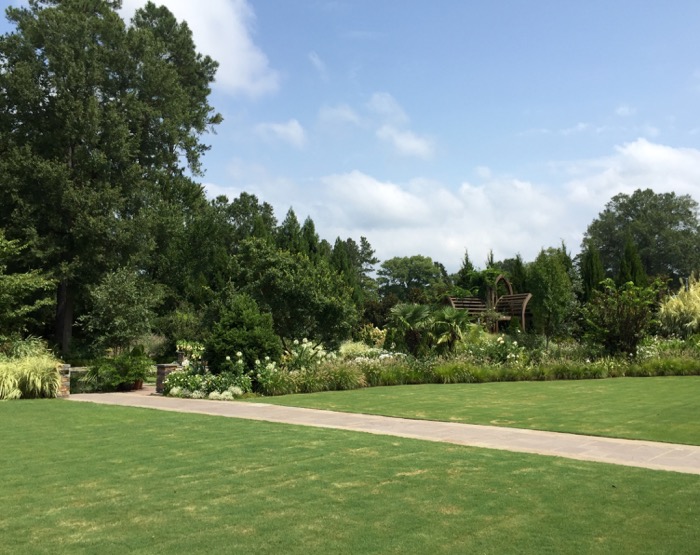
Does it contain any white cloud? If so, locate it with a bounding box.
[560,122,590,136]
[320,171,463,228]
[308,51,328,80]
[616,104,636,117]
[204,140,700,273]
[254,119,306,148]
[366,92,409,125]
[120,0,278,97]
[376,125,434,159]
[566,138,700,209]
[476,166,492,179]
[641,124,660,138]
[318,104,361,126]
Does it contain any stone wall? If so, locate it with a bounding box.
[156,364,179,394]
[57,365,71,398]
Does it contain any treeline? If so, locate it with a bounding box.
[3,2,700,365]
[4,184,700,360]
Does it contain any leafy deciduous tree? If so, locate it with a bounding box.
[78,267,163,355]
[235,239,358,348]
[0,0,221,352]
[582,189,700,281]
[377,255,447,303]
[0,230,54,336]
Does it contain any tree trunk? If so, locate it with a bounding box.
[56,281,74,355]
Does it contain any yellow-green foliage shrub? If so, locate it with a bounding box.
[659,276,700,338]
[0,355,61,400]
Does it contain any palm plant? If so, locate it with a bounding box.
[430,306,474,355]
[387,303,433,356]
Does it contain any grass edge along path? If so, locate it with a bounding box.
[68,391,700,475]
[1,401,699,554]
[246,376,700,446]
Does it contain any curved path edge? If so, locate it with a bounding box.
[67,391,700,475]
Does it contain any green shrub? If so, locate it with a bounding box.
[339,340,377,359]
[630,357,700,377]
[253,361,297,396]
[463,333,526,366]
[83,349,153,392]
[582,279,658,355]
[206,292,282,372]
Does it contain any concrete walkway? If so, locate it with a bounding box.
[68,386,700,475]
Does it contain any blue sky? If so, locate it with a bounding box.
[4,0,700,272]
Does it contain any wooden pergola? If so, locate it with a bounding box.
[446,275,532,332]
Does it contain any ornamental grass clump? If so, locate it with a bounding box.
[658,275,700,338]
[0,354,61,400]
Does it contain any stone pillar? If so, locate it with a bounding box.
[156,363,179,394]
[57,364,71,398]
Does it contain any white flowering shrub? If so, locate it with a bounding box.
[465,334,525,365]
[281,338,333,372]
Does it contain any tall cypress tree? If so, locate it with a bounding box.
[276,208,304,254]
[580,244,605,302]
[617,236,647,287]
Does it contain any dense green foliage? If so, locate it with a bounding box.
[579,243,605,302]
[205,291,281,372]
[78,267,162,355]
[0,0,221,352]
[235,239,358,348]
[377,255,447,302]
[82,348,153,392]
[528,247,577,345]
[617,235,647,286]
[582,279,658,355]
[0,230,53,336]
[1,3,700,395]
[583,188,700,280]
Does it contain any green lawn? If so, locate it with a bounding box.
[1,401,699,554]
[248,376,700,445]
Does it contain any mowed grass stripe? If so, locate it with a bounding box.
[1,401,698,554]
[247,376,700,445]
